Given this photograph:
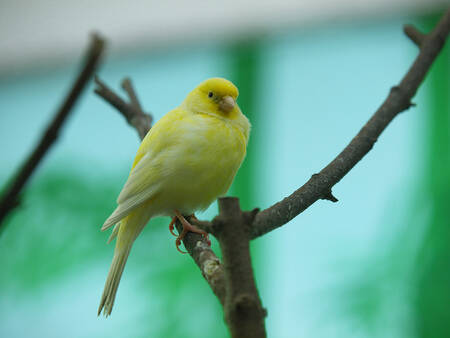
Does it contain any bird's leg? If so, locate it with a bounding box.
[168,214,196,238]
[168,216,177,237]
[173,210,211,254]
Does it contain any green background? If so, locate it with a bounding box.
[0,11,448,338]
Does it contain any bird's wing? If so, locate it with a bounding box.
[101,153,164,230]
[102,109,185,231]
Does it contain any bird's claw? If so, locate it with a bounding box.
[175,238,188,254]
[171,211,211,254]
[168,216,178,237]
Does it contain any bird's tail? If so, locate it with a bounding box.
[97,240,132,317]
[98,204,151,317]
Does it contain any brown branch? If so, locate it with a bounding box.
[250,9,450,239]
[178,203,265,337]
[94,76,152,139]
[121,78,144,112]
[214,198,266,338]
[0,33,106,228]
[404,24,427,47]
[174,219,227,306]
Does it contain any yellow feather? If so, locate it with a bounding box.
[98,77,250,316]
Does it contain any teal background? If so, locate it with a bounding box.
[1,12,449,338]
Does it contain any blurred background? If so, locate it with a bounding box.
[0,1,449,337]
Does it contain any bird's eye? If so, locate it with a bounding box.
[208,92,213,98]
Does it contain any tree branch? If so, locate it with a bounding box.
[404,24,427,47]
[0,33,106,228]
[174,219,227,306]
[214,198,266,337]
[250,9,450,239]
[94,76,152,139]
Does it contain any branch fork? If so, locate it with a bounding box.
[94,76,152,139]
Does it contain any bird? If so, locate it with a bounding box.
[98,77,251,317]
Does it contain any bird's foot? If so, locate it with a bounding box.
[173,211,211,254]
[168,214,199,237]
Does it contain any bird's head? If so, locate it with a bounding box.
[183,78,240,119]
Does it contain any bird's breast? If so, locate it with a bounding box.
[155,114,246,215]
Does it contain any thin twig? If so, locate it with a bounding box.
[250,9,450,239]
[94,76,152,139]
[0,33,106,228]
[404,24,427,47]
[121,78,144,111]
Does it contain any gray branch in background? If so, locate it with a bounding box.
[0,34,106,229]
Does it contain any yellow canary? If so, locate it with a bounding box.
[98,78,250,316]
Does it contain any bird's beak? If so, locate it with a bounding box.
[219,96,235,113]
